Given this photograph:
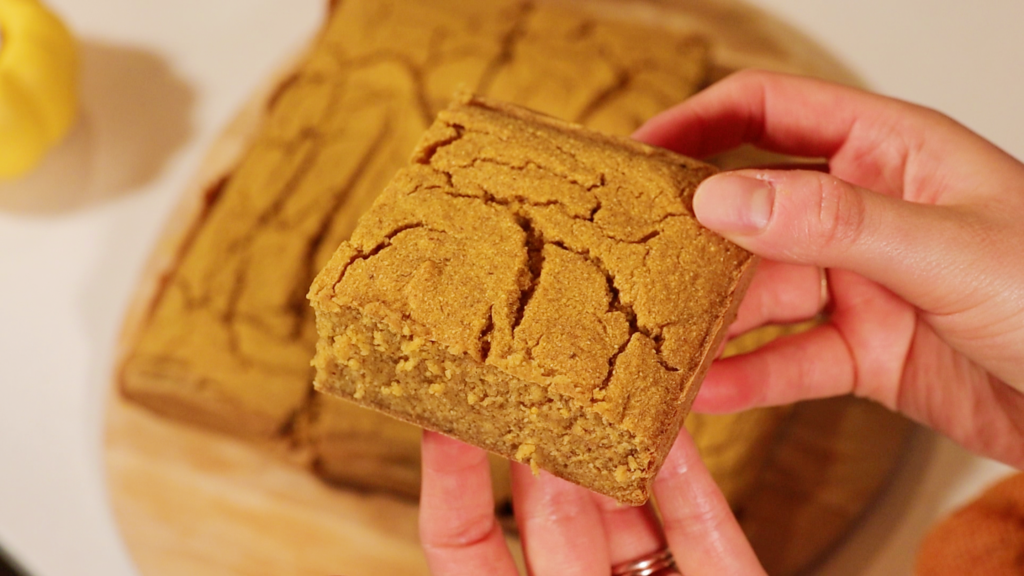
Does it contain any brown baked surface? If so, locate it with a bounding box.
[120,0,789,502]
[309,93,757,504]
[118,0,708,437]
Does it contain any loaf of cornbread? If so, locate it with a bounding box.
[309,93,757,504]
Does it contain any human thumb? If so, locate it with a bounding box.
[692,169,975,312]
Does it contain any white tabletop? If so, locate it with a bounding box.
[0,1,1018,574]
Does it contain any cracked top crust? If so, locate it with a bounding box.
[122,0,711,438]
[310,93,755,440]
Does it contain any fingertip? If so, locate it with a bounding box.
[511,460,611,574]
[655,426,766,574]
[423,429,473,450]
[693,172,775,237]
[632,100,713,155]
[659,425,700,478]
[697,168,878,272]
[509,460,532,476]
[630,117,665,147]
[422,429,455,453]
[422,431,489,473]
[692,362,760,413]
[422,429,442,444]
[588,490,628,512]
[510,464,570,496]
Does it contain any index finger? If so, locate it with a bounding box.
[633,70,866,159]
[419,431,518,576]
[631,70,975,198]
[654,427,767,575]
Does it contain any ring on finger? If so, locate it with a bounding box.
[611,548,677,576]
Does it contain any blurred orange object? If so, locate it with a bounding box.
[917,472,1024,575]
[0,0,78,179]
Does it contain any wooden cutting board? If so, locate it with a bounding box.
[106,393,909,576]
[105,1,913,574]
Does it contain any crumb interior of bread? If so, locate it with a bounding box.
[313,306,652,503]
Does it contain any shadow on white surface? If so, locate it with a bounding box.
[0,40,194,214]
[0,38,198,576]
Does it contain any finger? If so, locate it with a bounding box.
[691,168,992,316]
[419,432,518,576]
[588,492,667,566]
[654,428,766,575]
[632,71,906,162]
[698,268,915,413]
[511,464,609,576]
[632,69,1011,198]
[693,323,856,413]
[728,260,826,337]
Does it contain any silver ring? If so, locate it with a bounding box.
[611,548,677,576]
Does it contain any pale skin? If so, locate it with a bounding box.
[418,70,1024,575]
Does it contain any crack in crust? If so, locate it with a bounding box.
[406,111,688,373]
[286,119,395,339]
[314,93,756,445]
[309,95,756,504]
[511,217,545,338]
[337,223,433,280]
[476,2,535,96]
[124,0,713,438]
[135,0,707,367]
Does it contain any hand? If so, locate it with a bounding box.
[634,70,1024,468]
[418,70,1024,576]
[419,430,766,575]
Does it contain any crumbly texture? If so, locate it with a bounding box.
[119,0,708,439]
[309,94,757,504]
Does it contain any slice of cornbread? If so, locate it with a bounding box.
[310,93,757,504]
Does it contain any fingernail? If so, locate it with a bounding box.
[693,174,774,234]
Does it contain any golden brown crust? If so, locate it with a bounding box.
[649,254,759,473]
[120,0,710,440]
[311,94,756,502]
[116,49,315,436]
